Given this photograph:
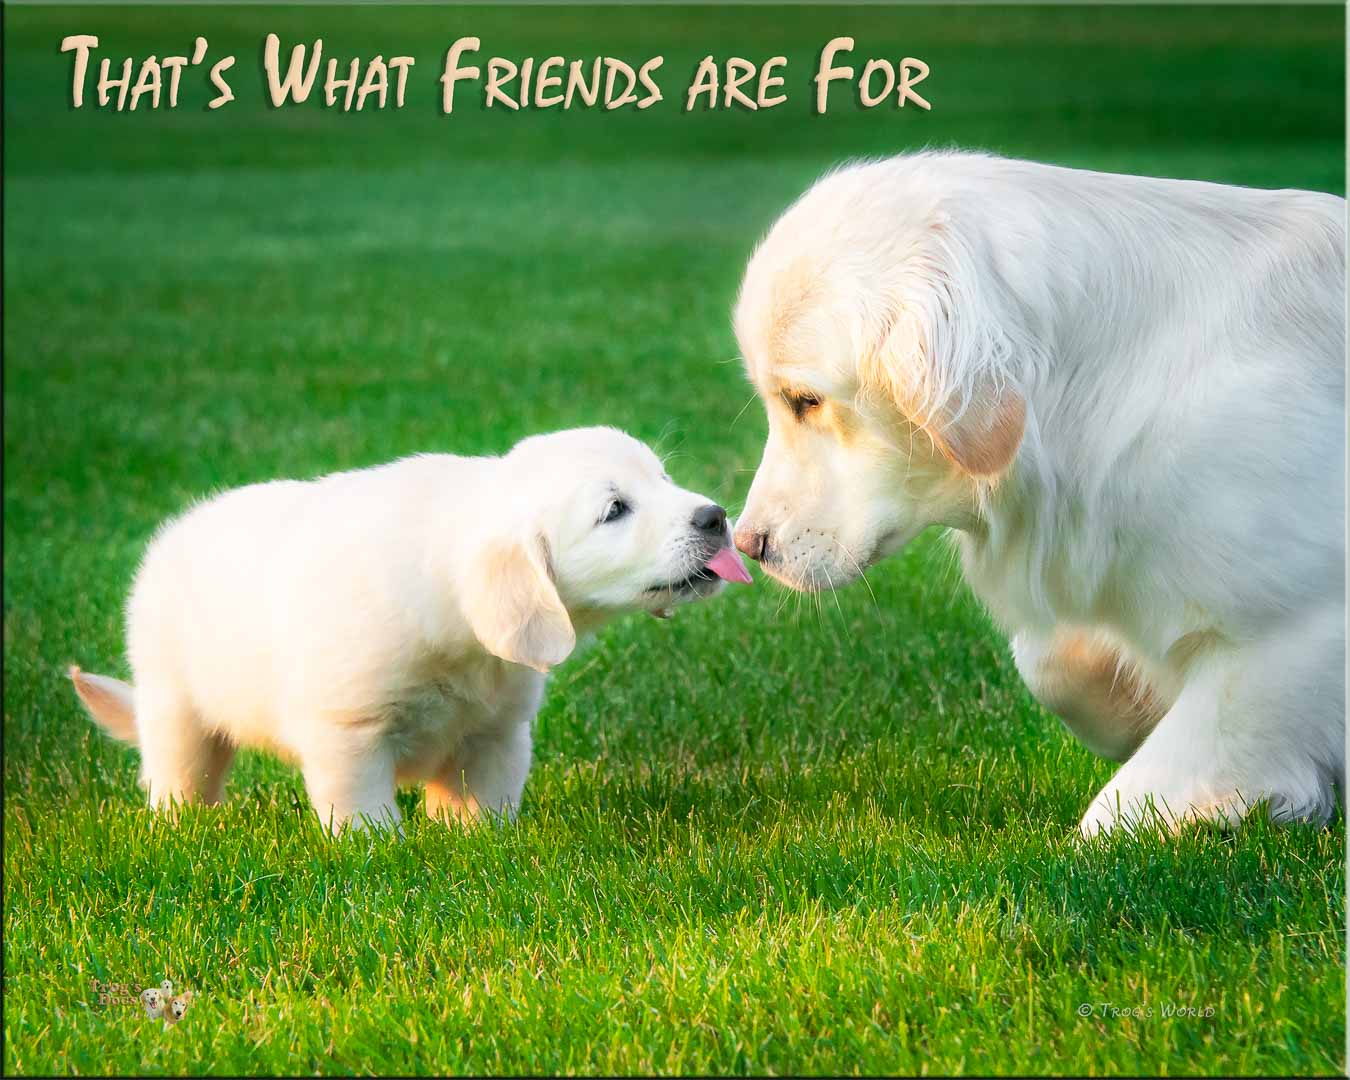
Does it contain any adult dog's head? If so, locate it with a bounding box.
[732,155,1041,591]
[464,427,750,672]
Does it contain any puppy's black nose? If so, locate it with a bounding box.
[734,526,768,562]
[691,504,727,535]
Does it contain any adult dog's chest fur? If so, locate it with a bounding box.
[955,496,1221,678]
[381,650,543,782]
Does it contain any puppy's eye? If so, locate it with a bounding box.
[600,498,630,524]
[783,390,823,420]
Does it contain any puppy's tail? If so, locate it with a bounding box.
[69,666,138,744]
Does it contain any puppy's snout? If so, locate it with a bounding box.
[734,525,768,562]
[691,504,728,536]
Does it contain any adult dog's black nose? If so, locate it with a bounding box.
[691,504,728,535]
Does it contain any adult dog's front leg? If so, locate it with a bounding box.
[1013,628,1169,762]
[1078,603,1344,838]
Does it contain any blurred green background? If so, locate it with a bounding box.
[4,5,1345,1075]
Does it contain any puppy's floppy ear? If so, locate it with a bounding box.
[464,534,575,673]
[858,215,1035,479]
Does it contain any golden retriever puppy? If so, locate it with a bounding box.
[71,428,750,832]
[732,150,1344,837]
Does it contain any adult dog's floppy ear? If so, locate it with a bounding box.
[464,535,575,673]
[858,217,1034,478]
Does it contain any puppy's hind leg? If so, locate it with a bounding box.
[133,682,236,812]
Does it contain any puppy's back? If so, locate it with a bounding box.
[125,454,491,732]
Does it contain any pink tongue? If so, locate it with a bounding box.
[706,546,753,585]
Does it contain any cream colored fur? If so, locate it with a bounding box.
[72,428,734,832]
[733,151,1345,837]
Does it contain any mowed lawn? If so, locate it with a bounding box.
[3,4,1345,1075]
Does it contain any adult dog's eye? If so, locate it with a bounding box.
[600,498,630,524]
[783,390,823,420]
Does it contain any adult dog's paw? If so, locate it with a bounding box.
[1076,784,1248,840]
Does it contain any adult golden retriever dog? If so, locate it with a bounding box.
[732,151,1345,837]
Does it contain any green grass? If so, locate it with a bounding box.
[4,4,1345,1075]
